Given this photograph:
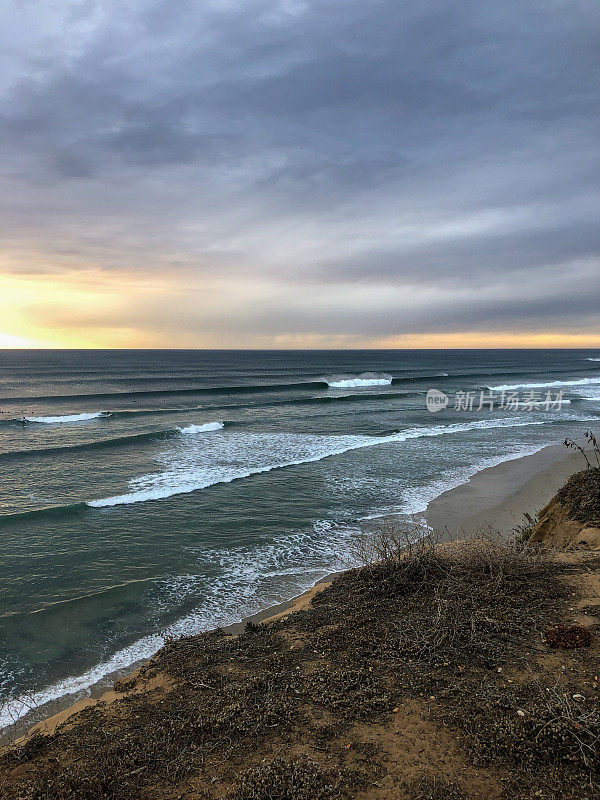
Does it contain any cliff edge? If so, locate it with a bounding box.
[530,467,600,548]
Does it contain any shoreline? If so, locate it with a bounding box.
[1,440,584,746]
[427,442,585,537]
[0,571,342,746]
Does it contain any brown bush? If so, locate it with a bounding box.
[545,624,592,649]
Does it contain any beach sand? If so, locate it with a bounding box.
[427,444,584,538]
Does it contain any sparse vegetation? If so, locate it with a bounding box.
[555,468,600,528]
[0,527,598,799]
[226,758,350,800]
[564,430,600,471]
[511,511,538,547]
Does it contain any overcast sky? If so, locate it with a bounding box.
[1,0,599,347]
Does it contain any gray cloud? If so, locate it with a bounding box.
[0,0,598,342]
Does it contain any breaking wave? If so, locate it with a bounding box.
[325,373,393,389]
[87,417,547,509]
[489,377,600,392]
[0,422,225,461]
[24,412,107,424]
[177,422,225,435]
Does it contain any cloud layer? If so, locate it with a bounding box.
[1,0,598,346]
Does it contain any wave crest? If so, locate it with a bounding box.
[325,372,392,389]
[489,377,600,392]
[177,422,224,435]
[86,416,549,509]
[24,412,107,424]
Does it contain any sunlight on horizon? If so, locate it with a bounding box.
[0,271,598,350]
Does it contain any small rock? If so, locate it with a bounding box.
[517,710,526,717]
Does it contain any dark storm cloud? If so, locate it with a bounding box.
[0,0,598,341]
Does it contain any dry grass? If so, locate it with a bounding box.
[555,467,600,527]
[0,530,596,800]
[226,758,349,800]
[406,776,466,800]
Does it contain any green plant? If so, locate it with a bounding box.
[512,511,538,547]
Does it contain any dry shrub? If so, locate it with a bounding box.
[531,687,600,769]
[407,776,466,800]
[545,624,592,649]
[555,459,600,528]
[329,526,564,671]
[461,681,600,775]
[227,757,349,800]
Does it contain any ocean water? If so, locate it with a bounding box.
[1,348,599,728]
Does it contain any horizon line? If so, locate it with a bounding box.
[1,346,599,352]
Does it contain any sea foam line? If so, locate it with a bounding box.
[87,417,546,509]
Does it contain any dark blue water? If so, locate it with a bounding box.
[1,349,599,727]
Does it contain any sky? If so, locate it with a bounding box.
[0,0,599,349]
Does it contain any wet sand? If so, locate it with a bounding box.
[426,444,583,538]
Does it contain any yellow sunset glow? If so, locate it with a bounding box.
[376,331,600,350]
[0,271,599,350]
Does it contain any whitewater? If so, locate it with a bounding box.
[87,417,548,508]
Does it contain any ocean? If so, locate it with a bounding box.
[1,348,599,729]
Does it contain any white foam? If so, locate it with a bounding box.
[177,422,224,434]
[574,387,600,402]
[326,372,392,389]
[0,633,165,729]
[489,377,600,392]
[24,412,105,424]
[87,417,546,508]
[399,444,548,517]
[586,358,600,362]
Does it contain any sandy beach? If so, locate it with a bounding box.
[427,443,585,537]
